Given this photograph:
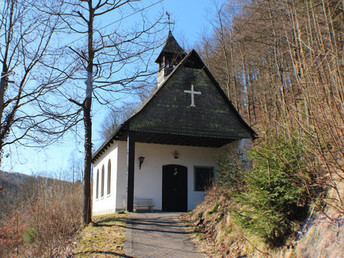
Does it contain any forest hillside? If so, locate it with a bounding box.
[183,0,344,256]
[0,172,83,256]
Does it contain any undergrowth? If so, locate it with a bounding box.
[73,213,127,257]
[182,187,270,257]
[183,137,325,256]
[0,179,83,257]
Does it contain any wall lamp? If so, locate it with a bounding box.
[172,150,180,159]
[138,156,145,169]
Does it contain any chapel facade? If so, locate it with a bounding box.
[91,31,256,215]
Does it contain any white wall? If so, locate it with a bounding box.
[92,138,252,215]
[92,143,118,216]
[133,142,219,211]
[116,141,128,210]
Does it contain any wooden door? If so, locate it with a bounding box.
[162,165,187,212]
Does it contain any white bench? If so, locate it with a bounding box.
[134,198,154,212]
[122,197,154,212]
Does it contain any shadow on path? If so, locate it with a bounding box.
[124,213,206,258]
[74,251,133,257]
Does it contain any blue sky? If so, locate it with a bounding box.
[1,0,226,178]
[163,0,217,47]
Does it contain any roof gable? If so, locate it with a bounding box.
[92,50,256,161]
[129,50,254,139]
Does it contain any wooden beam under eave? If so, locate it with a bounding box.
[127,132,135,212]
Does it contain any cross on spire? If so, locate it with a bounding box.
[165,12,175,32]
[184,84,201,107]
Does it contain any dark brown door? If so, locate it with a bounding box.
[162,165,187,212]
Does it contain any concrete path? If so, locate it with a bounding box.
[124,213,206,258]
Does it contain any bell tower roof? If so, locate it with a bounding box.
[155,31,186,64]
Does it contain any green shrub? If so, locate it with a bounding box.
[24,228,37,244]
[234,137,310,247]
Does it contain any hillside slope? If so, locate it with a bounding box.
[0,170,32,191]
[184,188,344,257]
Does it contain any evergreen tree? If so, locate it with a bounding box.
[234,138,310,246]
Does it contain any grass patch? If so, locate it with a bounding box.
[73,213,127,257]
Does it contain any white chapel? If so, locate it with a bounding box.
[91,31,256,215]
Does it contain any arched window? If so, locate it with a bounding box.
[96,169,99,199]
[107,160,111,195]
[101,165,105,197]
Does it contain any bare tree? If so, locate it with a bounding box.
[199,0,295,129]
[285,0,344,211]
[51,0,164,224]
[0,0,79,162]
[101,104,137,140]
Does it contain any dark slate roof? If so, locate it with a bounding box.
[155,31,186,63]
[92,49,257,162]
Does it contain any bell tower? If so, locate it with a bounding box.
[155,31,186,87]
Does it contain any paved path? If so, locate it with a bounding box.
[124,213,206,258]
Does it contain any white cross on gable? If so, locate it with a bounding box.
[184,84,201,107]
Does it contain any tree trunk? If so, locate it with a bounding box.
[83,98,92,225]
[0,66,8,160]
[83,0,95,226]
[0,1,14,162]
